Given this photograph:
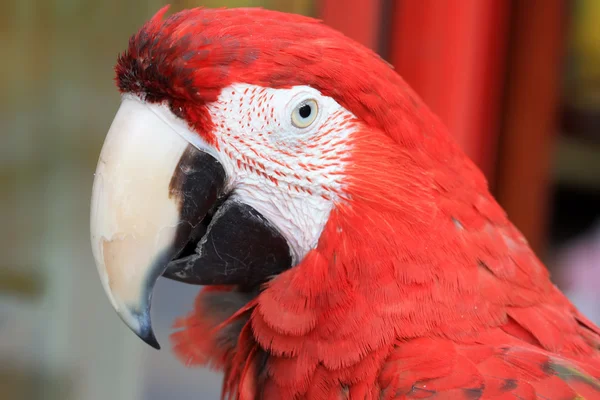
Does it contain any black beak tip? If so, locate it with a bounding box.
[140,329,161,350]
[130,310,161,350]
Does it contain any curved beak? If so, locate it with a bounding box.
[90,96,225,349]
[91,95,293,351]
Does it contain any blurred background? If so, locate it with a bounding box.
[1,0,599,399]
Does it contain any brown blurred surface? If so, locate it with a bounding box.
[0,367,73,400]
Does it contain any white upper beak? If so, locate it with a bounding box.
[90,96,191,347]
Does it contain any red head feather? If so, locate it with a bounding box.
[116,5,444,149]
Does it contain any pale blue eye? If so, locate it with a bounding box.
[291,99,318,128]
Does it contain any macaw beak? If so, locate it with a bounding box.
[90,96,292,349]
[90,96,225,348]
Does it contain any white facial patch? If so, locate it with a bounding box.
[205,84,356,263]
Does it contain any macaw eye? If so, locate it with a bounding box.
[291,99,318,128]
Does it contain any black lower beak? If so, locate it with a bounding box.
[163,199,293,290]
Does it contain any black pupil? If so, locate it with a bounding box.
[299,104,312,119]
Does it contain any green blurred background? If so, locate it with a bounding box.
[1,1,599,399]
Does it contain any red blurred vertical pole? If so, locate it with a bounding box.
[388,0,511,181]
[319,0,566,253]
[318,0,384,50]
[495,1,566,254]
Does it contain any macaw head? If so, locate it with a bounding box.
[91,6,482,349]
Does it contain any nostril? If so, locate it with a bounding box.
[169,100,186,119]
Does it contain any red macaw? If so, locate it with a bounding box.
[90,5,600,399]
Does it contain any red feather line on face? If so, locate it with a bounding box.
[115,6,600,399]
